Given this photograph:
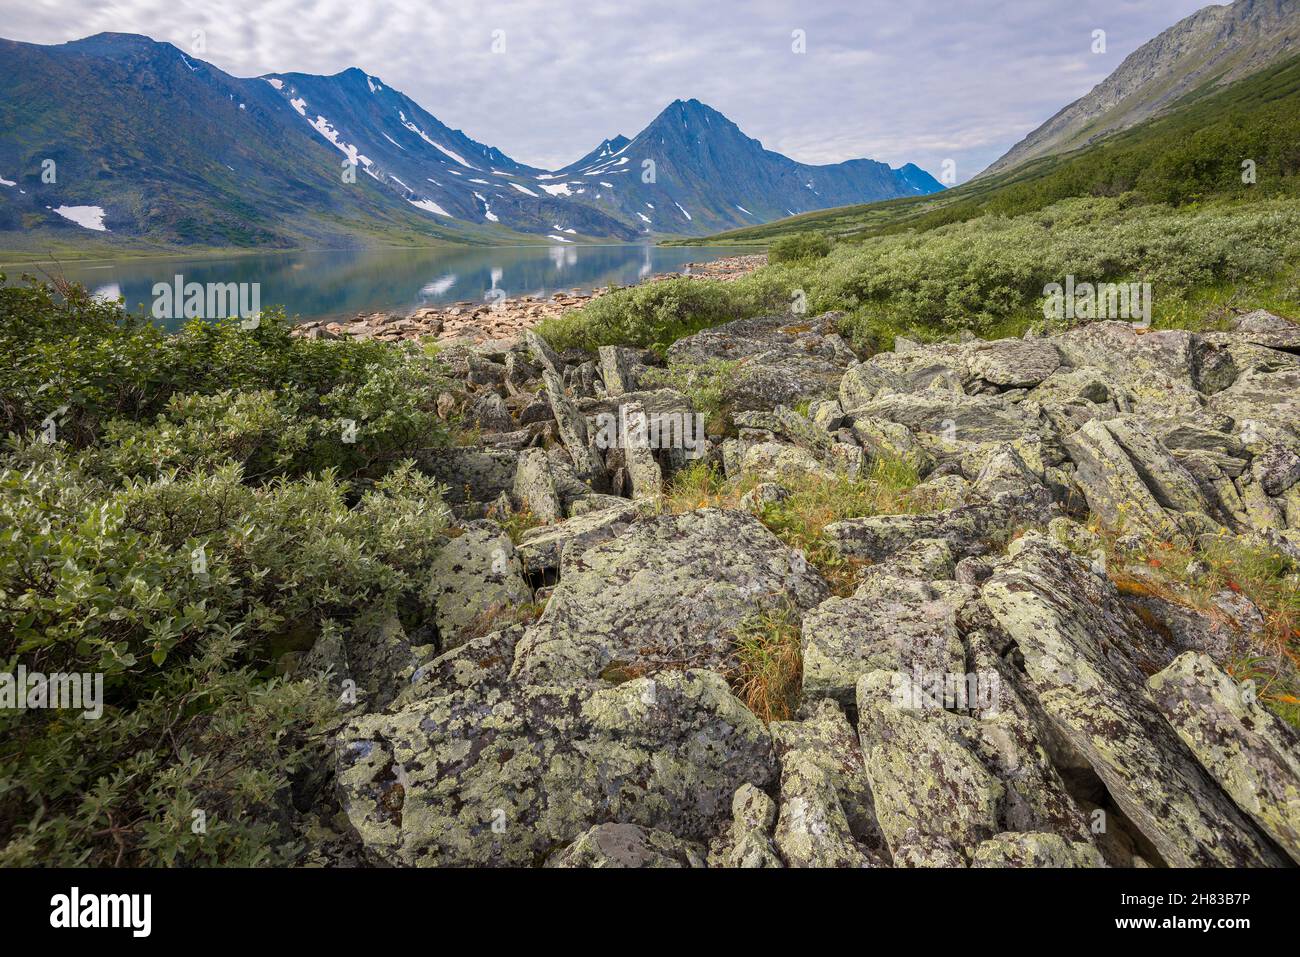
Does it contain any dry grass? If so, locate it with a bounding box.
[1095,531,1300,727]
[732,603,803,722]
[662,456,925,596]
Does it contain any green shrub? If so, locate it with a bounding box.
[536,275,790,353]
[0,277,453,865]
[548,197,1300,358]
[768,232,833,264]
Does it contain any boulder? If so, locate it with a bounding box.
[971,832,1104,868]
[470,392,515,433]
[857,671,1005,861]
[524,329,563,378]
[513,448,563,524]
[801,576,965,707]
[1252,443,1300,496]
[770,699,885,857]
[516,502,638,576]
[418,448,518,504]
[547,823,707,868]
[425,522,532,651]
[710,783,783,868]
[597,345,640,397]
[772,751,876,867]
[981,533,1288,866]
[968,338,1060,388]
[511,509,828,687]
[334,670,775,866]
[1147,652,1300,864]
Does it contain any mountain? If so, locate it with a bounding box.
[983,0,1300,177]
[551,99,942,236]
[0,32,942,249]
[257,68,639,241]
[0,34,511,248]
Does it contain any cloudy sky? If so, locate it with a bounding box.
[6,0,1210,180]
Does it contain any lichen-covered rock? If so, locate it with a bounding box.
[664,315,851,414]
[513,448,563,524]
[546,823,707,868]
[848,416,933,474]
[1208,368,1300,449]
[619,401,664,502]
[970,443,1050,507]
[335,670,775,866]
[1252,443,1300,496]
[666,313,846,365]
[516,502,638,576]
[891,831,968,867]
[470,391,515,433]
[512,509,828,687]
[770,698,886,857]
[425,522,532,651]
[567,493,635,516]
[840,361,902,412]
[542,370,605,483]
[724,352,849,413]
[773,750,877,867]
[856,671,1005,861]
[709,783,783,868]
[1049,322,1208,411]
[859,537,956,583]
[827,501,1024,562]
[525,329,563,378]
[971,832,1104,868]
[739,481,791,511]
[395,625,523,710]
[1147,652,1300,864]
[1063,417,1199,540]
[597,345,641,397]
[981,533,1288,866]
[847,392,1046,464]
[738,441,837,483]
[344,610,438,712]
[809,398,847,431]
[418,447,519,504]
[968,338,1060,388]
[802,576,965,707]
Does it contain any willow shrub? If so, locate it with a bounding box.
[0,277,452,865]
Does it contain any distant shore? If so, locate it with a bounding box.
[292,253,768,345]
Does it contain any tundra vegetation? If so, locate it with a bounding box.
[0,276,453,865]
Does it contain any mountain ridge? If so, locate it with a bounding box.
[0,33,941,249]
[982,0,1300,177]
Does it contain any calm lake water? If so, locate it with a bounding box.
[2,244,753,330]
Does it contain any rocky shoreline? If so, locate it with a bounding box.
[293,252,766,346]
[296,302,1300,868]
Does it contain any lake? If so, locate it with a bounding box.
[1,244,753,330]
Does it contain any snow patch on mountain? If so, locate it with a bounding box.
[398,111,477,168]
[51,205,108,231]
[408,198,451,217]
